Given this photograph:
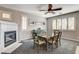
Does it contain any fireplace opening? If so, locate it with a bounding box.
[4,31,16,47]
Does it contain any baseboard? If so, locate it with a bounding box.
[62,37,79,42]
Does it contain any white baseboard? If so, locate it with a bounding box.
[62,37,79,42]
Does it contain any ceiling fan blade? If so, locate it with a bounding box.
[51,8,62,11]
[39,10,48,11]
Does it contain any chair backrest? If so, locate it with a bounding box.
[49,34,59,42]
[53,35,59,42]
[33,36,38,43]
[32,30,37,39]
[54,30,59,36]
[58,31,62,40]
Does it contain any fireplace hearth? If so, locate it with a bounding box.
[4,31,16,47]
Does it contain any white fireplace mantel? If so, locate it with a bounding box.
[0,20,22,53]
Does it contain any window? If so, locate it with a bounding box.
[52,20,56,29]
[68,17,75,30]
[52,17,75,30]
[22,16,27,30]
[57,19,61,29]
[2,13,11,19]
[62,18,67,30]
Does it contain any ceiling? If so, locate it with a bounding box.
[0,4,79,18]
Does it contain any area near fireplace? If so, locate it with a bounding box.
[0,20,22,53]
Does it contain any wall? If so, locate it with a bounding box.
[47,12,79,41]
[20,13,46,40]
[0,6,46,41]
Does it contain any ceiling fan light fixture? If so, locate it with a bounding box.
[39,4,62,15]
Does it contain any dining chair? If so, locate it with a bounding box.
[32,30,37,39]
[33,36,47,53]
[54,34,59,48]
[58,31,62,46]
[54,30,62,46]
[48,34,59,50]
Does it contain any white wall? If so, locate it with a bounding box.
[20,13,46,40]
[0,6,46,41]
[47,12,79,41]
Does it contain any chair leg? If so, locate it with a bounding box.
[33,43,39,53]
[51,44,53,51]
[55,42,58,48]
[56,42,58,48]
[45,44,47,51]
[46,43,53,51]
[36,44,40,54]
[33,43,36,49]
[59,40,61,46]
[46,43,49,51]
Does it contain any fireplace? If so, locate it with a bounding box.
[4,31,16,47]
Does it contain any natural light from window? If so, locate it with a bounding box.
[52,20,56,29]
[68,17,75,30]
[57,19,62,29]
[52,17,75,30]
[22,16,27,30]
[62,18,67,30]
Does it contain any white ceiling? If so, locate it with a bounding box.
[0,4,79,18]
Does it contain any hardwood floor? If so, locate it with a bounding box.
[7,39,79,54]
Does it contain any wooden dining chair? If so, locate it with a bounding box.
[58,31,62,46]
[54,34,59,48]
[47,36,54,50]
[54,30,62,46]
[33,36,47,53]
[48,34,59,49]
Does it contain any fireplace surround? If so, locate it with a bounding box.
[0,20,22,53]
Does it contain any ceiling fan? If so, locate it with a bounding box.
[40,4,62,14]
